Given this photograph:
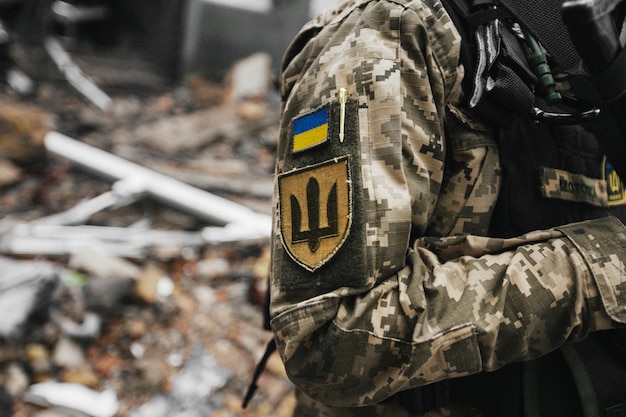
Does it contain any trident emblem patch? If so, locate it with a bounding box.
[278,156,352,271]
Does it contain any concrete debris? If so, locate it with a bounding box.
[134,263,167,304]
[52,337,86,370]
[32,178,146,226]
[0,123,273,255]
[195,257,231,281]
[204,0,272,13]
[24,382,119,417]
[5,68,35,97]
[0,20,292,416]
[0,100,57,164]
[129,345,231,417]
[0,223,209,258]
[172,344,231,399]
[53,311,101,339]
[0,158,21,188]
[50,0,110,25]
[1,363,29,398]
[224,52,273,101]
[44,131,272,231]
[82,275,136,314]
[44,36,112,112]
[68,250,141,280]
[0,257,60,337]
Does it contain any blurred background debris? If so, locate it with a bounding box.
[0,0,343,415]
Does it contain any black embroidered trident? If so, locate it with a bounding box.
[290,177,339,252]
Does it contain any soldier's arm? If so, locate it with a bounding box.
[269,0,626,408]
[271,218,625,406]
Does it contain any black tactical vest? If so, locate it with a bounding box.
[397,0,626,415]
[399,99,626,417]
[489,111,626,238]
[443,106,626,417]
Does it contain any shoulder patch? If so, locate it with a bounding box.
[278,156,352,271]
[274,95,367,290]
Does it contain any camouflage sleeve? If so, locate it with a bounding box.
[269,0,626,408]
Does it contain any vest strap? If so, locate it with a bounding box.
[561,344,603,417]
[466,7,512,29]
[591,45,626,103]
[242,338,277,409]
[522,361,541,417]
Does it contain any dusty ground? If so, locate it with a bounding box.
[0,27,294,417]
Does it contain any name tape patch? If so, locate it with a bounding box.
[540,167,608,207]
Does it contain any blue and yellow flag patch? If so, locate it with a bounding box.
[292,105,329,153]
[604,157,626,206]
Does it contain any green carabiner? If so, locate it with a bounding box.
[524,30,562,104]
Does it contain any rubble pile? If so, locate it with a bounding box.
[0,37,292,417]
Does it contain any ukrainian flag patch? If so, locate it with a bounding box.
[292,105,329,153]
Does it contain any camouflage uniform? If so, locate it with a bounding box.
[269,0,626,415]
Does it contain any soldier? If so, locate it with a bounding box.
[267,0,626,415]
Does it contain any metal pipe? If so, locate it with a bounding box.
[44,131,272,235]
[44,37,112,112]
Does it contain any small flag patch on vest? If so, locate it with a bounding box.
[292,105,329,153]
[603,158,626,206]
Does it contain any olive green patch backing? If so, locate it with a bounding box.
[276,98,367,291]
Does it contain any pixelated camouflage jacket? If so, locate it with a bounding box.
[269,0,626,412]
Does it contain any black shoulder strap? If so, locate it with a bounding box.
[242,338,277,408]
[499,0,581,72]
[441,0,534,121]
